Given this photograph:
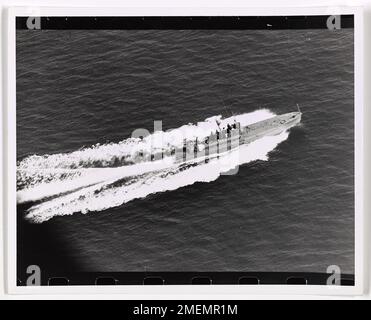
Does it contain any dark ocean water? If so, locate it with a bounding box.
[16,28,354,275]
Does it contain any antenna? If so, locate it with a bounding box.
[226,87,234,117]
[218,91,234,118]
[296,103,301,113]
[221,98,229,116]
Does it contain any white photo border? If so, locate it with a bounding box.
[5,5,365,296]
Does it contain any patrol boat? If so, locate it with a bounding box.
[134,109,302,164]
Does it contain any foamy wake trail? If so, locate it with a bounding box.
[17,109,289,223]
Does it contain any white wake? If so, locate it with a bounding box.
[17,109,290,223]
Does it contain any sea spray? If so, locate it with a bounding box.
[17,109,288,223]
[17,109,274,172]
[24,131,289,223]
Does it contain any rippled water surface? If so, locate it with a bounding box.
[16,29,354,274]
